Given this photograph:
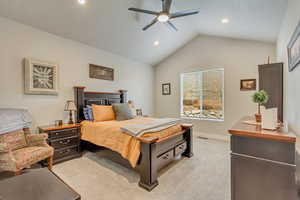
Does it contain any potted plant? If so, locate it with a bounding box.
[252,90,269,122]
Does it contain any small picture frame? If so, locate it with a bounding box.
[136,109,143,116]
[162,83,171,95]
[240,79,256,91]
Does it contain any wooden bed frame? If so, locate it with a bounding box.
[74,86,194,191]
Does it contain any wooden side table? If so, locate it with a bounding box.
[38,124,82,165]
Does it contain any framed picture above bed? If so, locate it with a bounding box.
[287,21,300,72]
[89,64,114,81]
[24,58,59,95]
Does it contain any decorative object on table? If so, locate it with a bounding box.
[38,124,81,165]
[287,21,300,72]
[261,106,278,130]
[65,100,77,124]
[136,109,143,116]
[240,79,256,91]
[252,90,269,122]
[162,83,171,95]
[55,120,63,126]
[89,64,114,81]
[24,58,59,95]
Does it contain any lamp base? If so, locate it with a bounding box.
[68,111,74,124]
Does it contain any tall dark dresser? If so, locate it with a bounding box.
[258,62,283,121]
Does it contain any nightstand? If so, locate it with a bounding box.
[38,124,81,165]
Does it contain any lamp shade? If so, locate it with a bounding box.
[64,100,77,111]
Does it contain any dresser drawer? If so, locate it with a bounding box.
[157,149,174,170]
[49,128,79,139]
[51,137,79,149]
[54,146,78,160]
[175,142,187,156]
[231,135,295,165]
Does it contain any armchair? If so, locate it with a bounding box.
[0,128,54,175]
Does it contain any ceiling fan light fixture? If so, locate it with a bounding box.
[157,14,170,22]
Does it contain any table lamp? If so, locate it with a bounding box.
[64,100,77,124]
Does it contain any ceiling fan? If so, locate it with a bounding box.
[128,0,199,31]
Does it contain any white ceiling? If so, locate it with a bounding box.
[0,0,287,65]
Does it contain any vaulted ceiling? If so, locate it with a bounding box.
[0,0,287,65]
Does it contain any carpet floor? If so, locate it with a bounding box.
[53,138,231,200]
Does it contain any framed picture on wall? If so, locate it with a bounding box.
[89,64,114,81]
[287,21,300,72]
[240,79,256,91]
[24,58,59,95]
[162,83,171,95]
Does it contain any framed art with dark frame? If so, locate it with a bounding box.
[240,79,256,91]
[287,21,300,72]
[162,83,171,95]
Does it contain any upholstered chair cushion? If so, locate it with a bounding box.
[0,130,27,151]
[12,146,54,171]
[112,103,134,121]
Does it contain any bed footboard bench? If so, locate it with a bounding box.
[138,124,193,191]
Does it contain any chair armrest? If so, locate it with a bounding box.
[26,133,48,147]
[0,143,10,153]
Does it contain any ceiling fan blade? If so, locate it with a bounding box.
[170,10,199,19]
[165,21,178,31]
[128,8,159,15]
[143,18,158,31]
[162,0,172,13]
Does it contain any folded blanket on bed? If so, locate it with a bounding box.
[121,118,182,137]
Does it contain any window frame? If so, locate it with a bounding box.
[180,68,225,122]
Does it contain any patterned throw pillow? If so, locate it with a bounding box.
[87,105,94,121]
[0,129,27,151]
[83,107,90,120]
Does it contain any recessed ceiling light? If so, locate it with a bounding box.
[78,0,86,5]
[154,40,160,46]
[221,18,229,24]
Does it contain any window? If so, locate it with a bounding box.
[180,68,224,121]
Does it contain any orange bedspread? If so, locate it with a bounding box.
[81,117,182,167]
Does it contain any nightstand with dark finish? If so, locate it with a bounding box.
[38,124,81,165]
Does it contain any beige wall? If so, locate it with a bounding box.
[155,35,276,136]
[0,17,154,131]
[277,0,300,136]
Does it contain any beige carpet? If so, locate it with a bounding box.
[53,138,231,200]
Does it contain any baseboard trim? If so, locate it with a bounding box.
[194,131,230,142]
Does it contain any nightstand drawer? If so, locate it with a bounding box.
[54,146,78,160]
[49,128,79,139]
[51,137,79,149]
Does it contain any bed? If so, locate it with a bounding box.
[74,86,194,191]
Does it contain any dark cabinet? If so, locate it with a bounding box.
[258,63,283,121]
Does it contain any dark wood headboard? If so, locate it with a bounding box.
[74,86,127,123]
